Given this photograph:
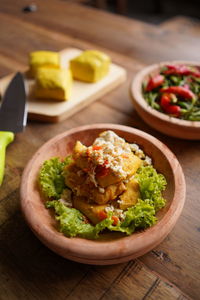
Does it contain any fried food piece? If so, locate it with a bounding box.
[34,68,72,101]
[73,196,107,224]
[97,153,142,188]
[70,50,110,83]
[64,162,86,188]
[72,141,142,187]
[119,178,140,210]
[72,141,88,170]
[65,164,126,204]
[72,140,122,187]
[88,181,126,205]
[29,51,60,78]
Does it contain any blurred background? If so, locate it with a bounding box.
[69,0,199,24]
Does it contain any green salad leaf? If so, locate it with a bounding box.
[121,200,157,234]
[46,200,120,239]
[135,166,167,211]
[46,200,96,239]
[46,199,157,239]
[39,156,72,199]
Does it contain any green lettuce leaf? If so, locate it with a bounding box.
[46,200,96,239]
[39,156,72,199]
[46,200,118,239]
[135,166,167,211]
[46,199,157,239]
[121,199,157,234]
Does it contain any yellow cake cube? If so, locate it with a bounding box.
[34,68,72,101]
[70,50,110,83]
[29,51,60,77]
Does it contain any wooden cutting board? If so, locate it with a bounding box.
[0,48,127,123]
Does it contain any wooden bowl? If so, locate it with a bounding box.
[130,61,200,139]
[20,124,186,265]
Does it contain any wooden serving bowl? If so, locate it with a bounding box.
[130,61,200,139]
[20,124,186,265]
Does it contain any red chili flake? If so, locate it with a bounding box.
[86,148,91,157]
[92,145,102,151]
[112,216,119,226]
[96,166,110,177]
[98,210,107,220]
[103,159,109,166]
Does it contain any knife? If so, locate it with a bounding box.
[0,72,27,185]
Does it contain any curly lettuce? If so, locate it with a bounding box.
[39,156,72,199]
[135,166,167,211]
[46,199,157,239]
[121,199,157,234]
[46,200,117,239]
[40,159,167,239]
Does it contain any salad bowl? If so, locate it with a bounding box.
[130,61,200,139]
[20,124,185,265]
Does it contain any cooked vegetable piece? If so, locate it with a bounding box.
[160,93,181,117]
[145,75,164,92]
[160,86,195,100]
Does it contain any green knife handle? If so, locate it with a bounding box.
[0,131,14,185]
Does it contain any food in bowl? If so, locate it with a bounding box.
[143,64,200,121]
[38,130,167,240]
[70,50,110,83]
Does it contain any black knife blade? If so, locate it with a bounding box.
[0,72,27,132]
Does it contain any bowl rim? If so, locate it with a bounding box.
[130,60,200,128]
[20,123,186,262]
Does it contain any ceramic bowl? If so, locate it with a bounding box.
[130,61,200,139]
[20,124,186,265]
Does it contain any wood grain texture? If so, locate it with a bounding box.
[0,1,199,299]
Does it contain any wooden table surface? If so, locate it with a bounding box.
[0,1,200,299]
